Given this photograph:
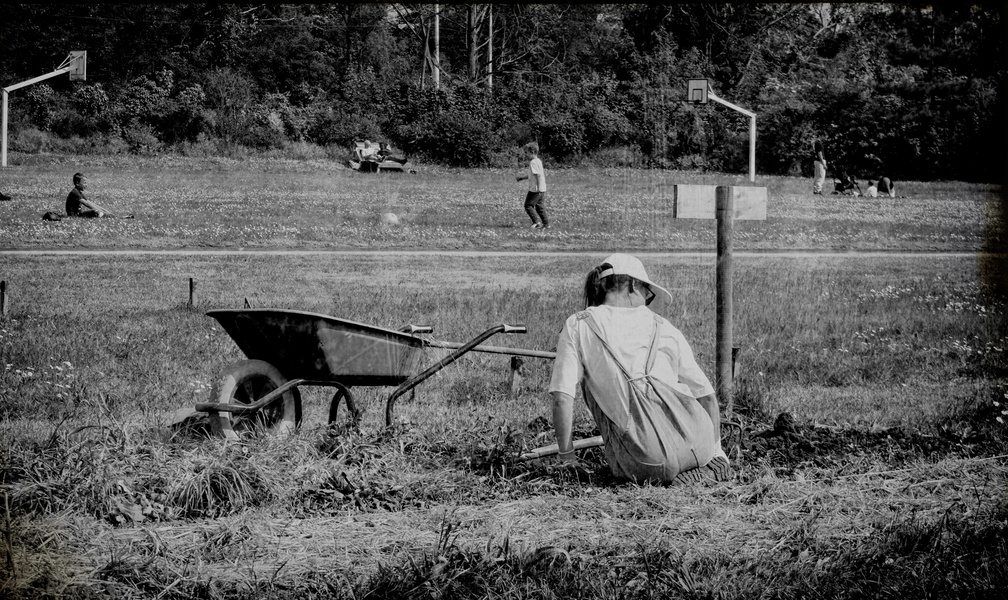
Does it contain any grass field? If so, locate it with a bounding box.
[0,153,1002,252]
[1,153,1006,599]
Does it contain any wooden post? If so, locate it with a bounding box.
[715,186,734,414]
[672,184,766,416]
[0,280,7,317]
[188,278,196,309]
[509,356,524,394]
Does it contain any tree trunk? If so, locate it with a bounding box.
[467,4,490,83]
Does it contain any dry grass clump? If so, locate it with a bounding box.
[167,452,275,518]
[5,420,133,520]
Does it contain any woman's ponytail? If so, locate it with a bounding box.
[582,263,608,308]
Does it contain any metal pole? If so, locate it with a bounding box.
[708,89,757,183]
[2,90,7,168]
[2,64,74,168]
[3,66,73,93]
[749,115,756,182]
[715,186,734,414]
[423,338,554,359]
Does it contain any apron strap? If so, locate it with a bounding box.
[581,311,660,383]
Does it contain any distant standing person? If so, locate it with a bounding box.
[812,139,827,195]
[877,176,896,198]
[516,142,548,229]
[66,172,132,218]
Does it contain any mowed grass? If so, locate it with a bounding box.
[1,250,1006,599]
[0,152,1003,252]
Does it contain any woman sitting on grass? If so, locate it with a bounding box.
[548,253,731,484]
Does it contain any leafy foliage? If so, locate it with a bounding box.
[0,3,1002,179]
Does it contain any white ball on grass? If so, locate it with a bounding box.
[381,212,399,225]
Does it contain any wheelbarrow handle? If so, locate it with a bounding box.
[401,324,434,334]
[502,323,527,334]
[385,323,523,426]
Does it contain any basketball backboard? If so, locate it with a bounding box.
[687,79,708,104]
[69,51,86,81]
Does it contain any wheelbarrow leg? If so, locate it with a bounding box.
[328,382,360,427]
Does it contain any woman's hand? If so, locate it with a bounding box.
[542,454,593,482]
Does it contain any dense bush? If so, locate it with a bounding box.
[387,85,501,166]
[0,4,1000,180]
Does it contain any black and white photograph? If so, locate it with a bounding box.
[1,3,1006,598]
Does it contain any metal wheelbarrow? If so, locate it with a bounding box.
[192,309,530,440]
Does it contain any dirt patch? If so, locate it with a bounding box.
[484,412,1008,489]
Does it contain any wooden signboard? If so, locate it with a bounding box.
[673,185,767,220]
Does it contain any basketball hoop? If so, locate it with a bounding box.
[683,78,757,182]
[687,79,708,104]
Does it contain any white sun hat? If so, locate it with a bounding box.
[598,253,673,314]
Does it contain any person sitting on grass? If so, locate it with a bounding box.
[359,140,379,163]
[547,253,731,484]
[66,172,133,218]
[832,170,862,196]
[877,176,896,198]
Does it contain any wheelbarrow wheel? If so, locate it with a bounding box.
[209,359,302,441]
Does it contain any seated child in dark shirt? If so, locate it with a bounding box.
[65,172,132,218]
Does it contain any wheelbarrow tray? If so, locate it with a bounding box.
[207,309,425,386]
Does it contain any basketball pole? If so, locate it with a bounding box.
[706,87,756,183]
[682,79,764,416]
[2,52,85,167]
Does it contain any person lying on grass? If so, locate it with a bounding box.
[377,141,408,165]
[548,253,731,484]
[66,172,133,218]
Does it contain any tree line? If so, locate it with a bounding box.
[0,3,1003,181]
